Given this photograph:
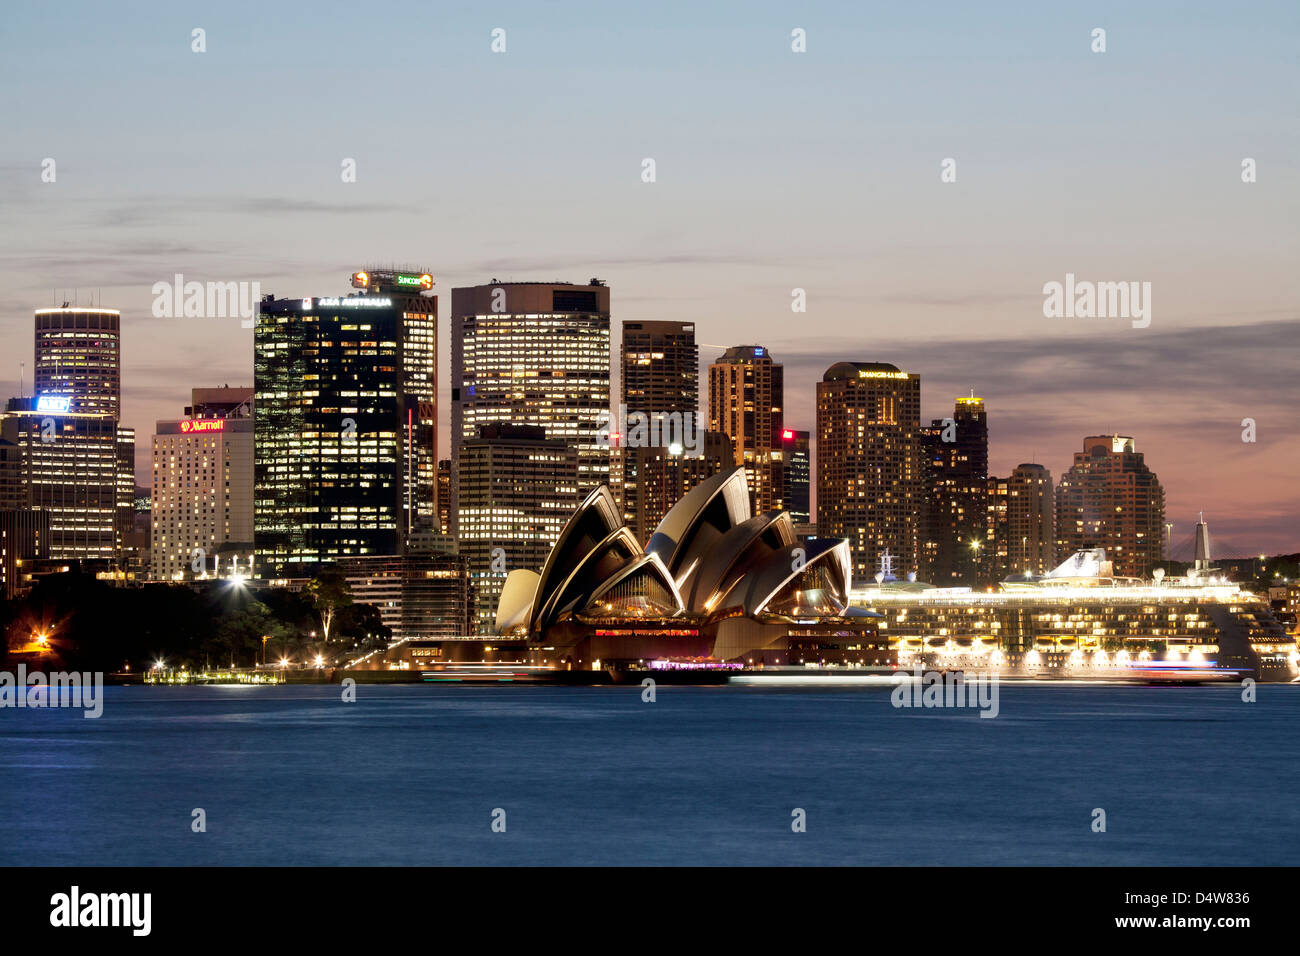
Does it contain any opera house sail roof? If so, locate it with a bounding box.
[494,466,885,666]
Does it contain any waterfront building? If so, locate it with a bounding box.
[708,345,784,514]
[1056,435,1164,578]
[337,551,474,641]
[493,466,886,667]
[450,280,611,500]
[253,270,437,576]
[456,423,580,634]
[150,387,254,580]
[815,362,922,580]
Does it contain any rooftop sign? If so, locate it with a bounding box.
[35,395,71,413]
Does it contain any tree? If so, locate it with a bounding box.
[305,566,353,643]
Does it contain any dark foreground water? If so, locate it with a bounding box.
[1,682,1296,866]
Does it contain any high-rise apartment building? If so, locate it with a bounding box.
[151,387,254,580]
[254,270,437,577]
[1005,463,1055,577]
[1056,436,1164,578]
[451,281,611,503]
[920,396,988,584]
[816,362,922,580]
[456,423,580,633]
[982,474,1010,581]
[708,345,784,514]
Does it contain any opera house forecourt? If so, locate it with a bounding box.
[494,466,891,670]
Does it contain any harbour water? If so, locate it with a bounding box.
[2,682,1296,866]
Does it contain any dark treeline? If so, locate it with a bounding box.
[2,569,390,673]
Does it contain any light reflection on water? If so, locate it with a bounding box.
[1,683,1295,866]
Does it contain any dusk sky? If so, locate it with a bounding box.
[1,1,1295,555]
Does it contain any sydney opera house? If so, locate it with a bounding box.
[493,467,890,669]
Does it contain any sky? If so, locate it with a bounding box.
[1,0,1296,556]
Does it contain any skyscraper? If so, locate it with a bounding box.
[781,428,811,527]
[0,307,129,564]
[253,270,437,577]
[456,423,579,634]
[610,431,733,543]
[1005,463,1055,577]
[0,399,119,562]
[708,345,784,514]
[151,387,254,580]
[621,320,698,419]
[34,307,121,417]
[920,396,988,584]
[816,362,922,580]
[614,319,713,539]
[1056,436,1164,578]
[451,280,611,502]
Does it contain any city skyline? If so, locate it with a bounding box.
[1,1,1295,553]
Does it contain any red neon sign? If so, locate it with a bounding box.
[180,419,226,433]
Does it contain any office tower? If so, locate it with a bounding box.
[436,458,451,535]
[0,509,50,599]
[116,425,136,545]
[920,396,988,584]
[151,387,255,580]
[1,397,119,562]
[782,428,811,526]
[451,280,611,503]
[621,320,698,419]
[254,270,437,577]
[2,307,129,564]
[34,307,121,417]
[1006,463,1054,577]
[708,345,784,514]
[456,423,579,633]
[816,362,922,580]
[614,320,713,538]
[338,551,474,640]
[1056,436,1165,578]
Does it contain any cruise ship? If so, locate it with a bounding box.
[851,528,1296,682]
